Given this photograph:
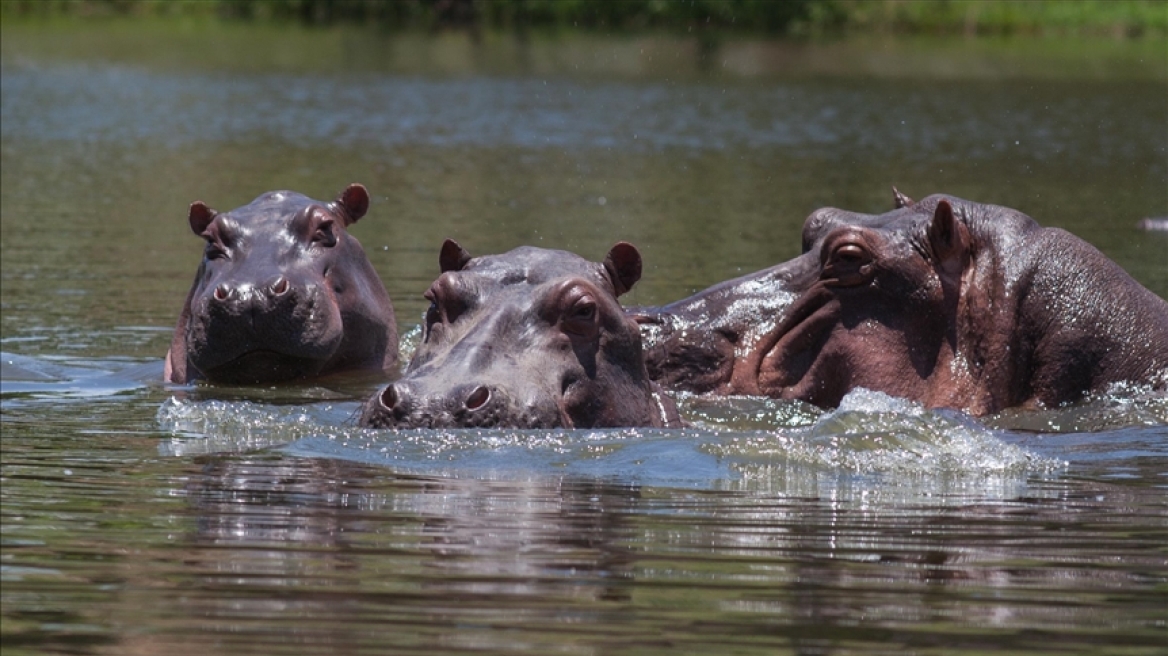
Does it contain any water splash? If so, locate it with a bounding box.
[157,397,349,456]
[156,388,1062,495]
[677,392,822,430]
[708,389,1065,497]
[713,388,1056,473]
[985,380,1168,433]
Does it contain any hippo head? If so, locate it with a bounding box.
[740,192,1168,413]
[642,189,1168,414]
[359,241,678,429]
[165,184,398,384]
[735,197,973,408]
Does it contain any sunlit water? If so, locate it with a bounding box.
[3,24,1167,656]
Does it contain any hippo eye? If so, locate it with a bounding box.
[423,291,441,326]
[832,243,867,265]
[823,241,873,286]
[570,302,595,321]
[203,239,227,261]
[312,219,337,247]
[562,298,598,337]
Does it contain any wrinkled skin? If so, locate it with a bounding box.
[359,241,680,429]
[636,191,1168,415]
[165,184,398,384]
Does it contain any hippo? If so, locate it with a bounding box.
[359,240,680,429]
[165,184,398,384]
[635,190,1168,416]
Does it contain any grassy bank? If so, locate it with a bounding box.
[2,0,1166,38]
[3,17,1165,81]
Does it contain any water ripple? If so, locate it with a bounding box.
[4,63,1159,169]
[156,388,1063,496]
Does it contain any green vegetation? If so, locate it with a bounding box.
[3,0,1165,37]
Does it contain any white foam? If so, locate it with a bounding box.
[156,388,1064,497]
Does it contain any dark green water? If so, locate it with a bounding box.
[2,24,1166,656]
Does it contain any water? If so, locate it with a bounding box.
[3,23,1167,655]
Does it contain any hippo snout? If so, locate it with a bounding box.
[381,381,498,415]
[361,381,554,429]
[187,274,344,381]
[210,275,294,305]
[201,275,322,325]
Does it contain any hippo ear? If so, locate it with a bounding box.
[892,186,915,209]
[188,201,217,236]
[439,238,472,273]
[928,200,971,276]
[604,241,642,297]
[334,183,370,226]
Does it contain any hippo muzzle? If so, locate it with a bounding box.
[360,380,562,429]
[186,275,344,383]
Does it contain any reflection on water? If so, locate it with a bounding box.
[2,24,1166,656]
[13,444,1152,655]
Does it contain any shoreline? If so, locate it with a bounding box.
[2,0,1166,38]
[3,18,1166,81]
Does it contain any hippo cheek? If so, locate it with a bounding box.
[557,342,654,428]
[557,375,596,428]
[560,378,643,429]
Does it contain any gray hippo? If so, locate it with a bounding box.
[359,240,680,429]
[165,184,398,384]
[634,191,1168,416]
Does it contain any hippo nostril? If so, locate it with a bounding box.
[379,384,399,410]
[270,277,289,296]
[214,284,230,301]
[465,385,491,411]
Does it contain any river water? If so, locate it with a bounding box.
[2,24,1166,656]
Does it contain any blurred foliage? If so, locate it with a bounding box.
[827,0,1167,37]
[1,0,1165,37]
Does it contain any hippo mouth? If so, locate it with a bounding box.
[744,283,841,399]
[198,349,328,384]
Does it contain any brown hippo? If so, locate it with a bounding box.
[635,191,1168,416]
[165,184,398,384]
[359,241,680,429]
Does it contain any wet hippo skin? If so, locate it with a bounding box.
[360,240,680,429]
[635,191,1168,415]
[165,183,398,384]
